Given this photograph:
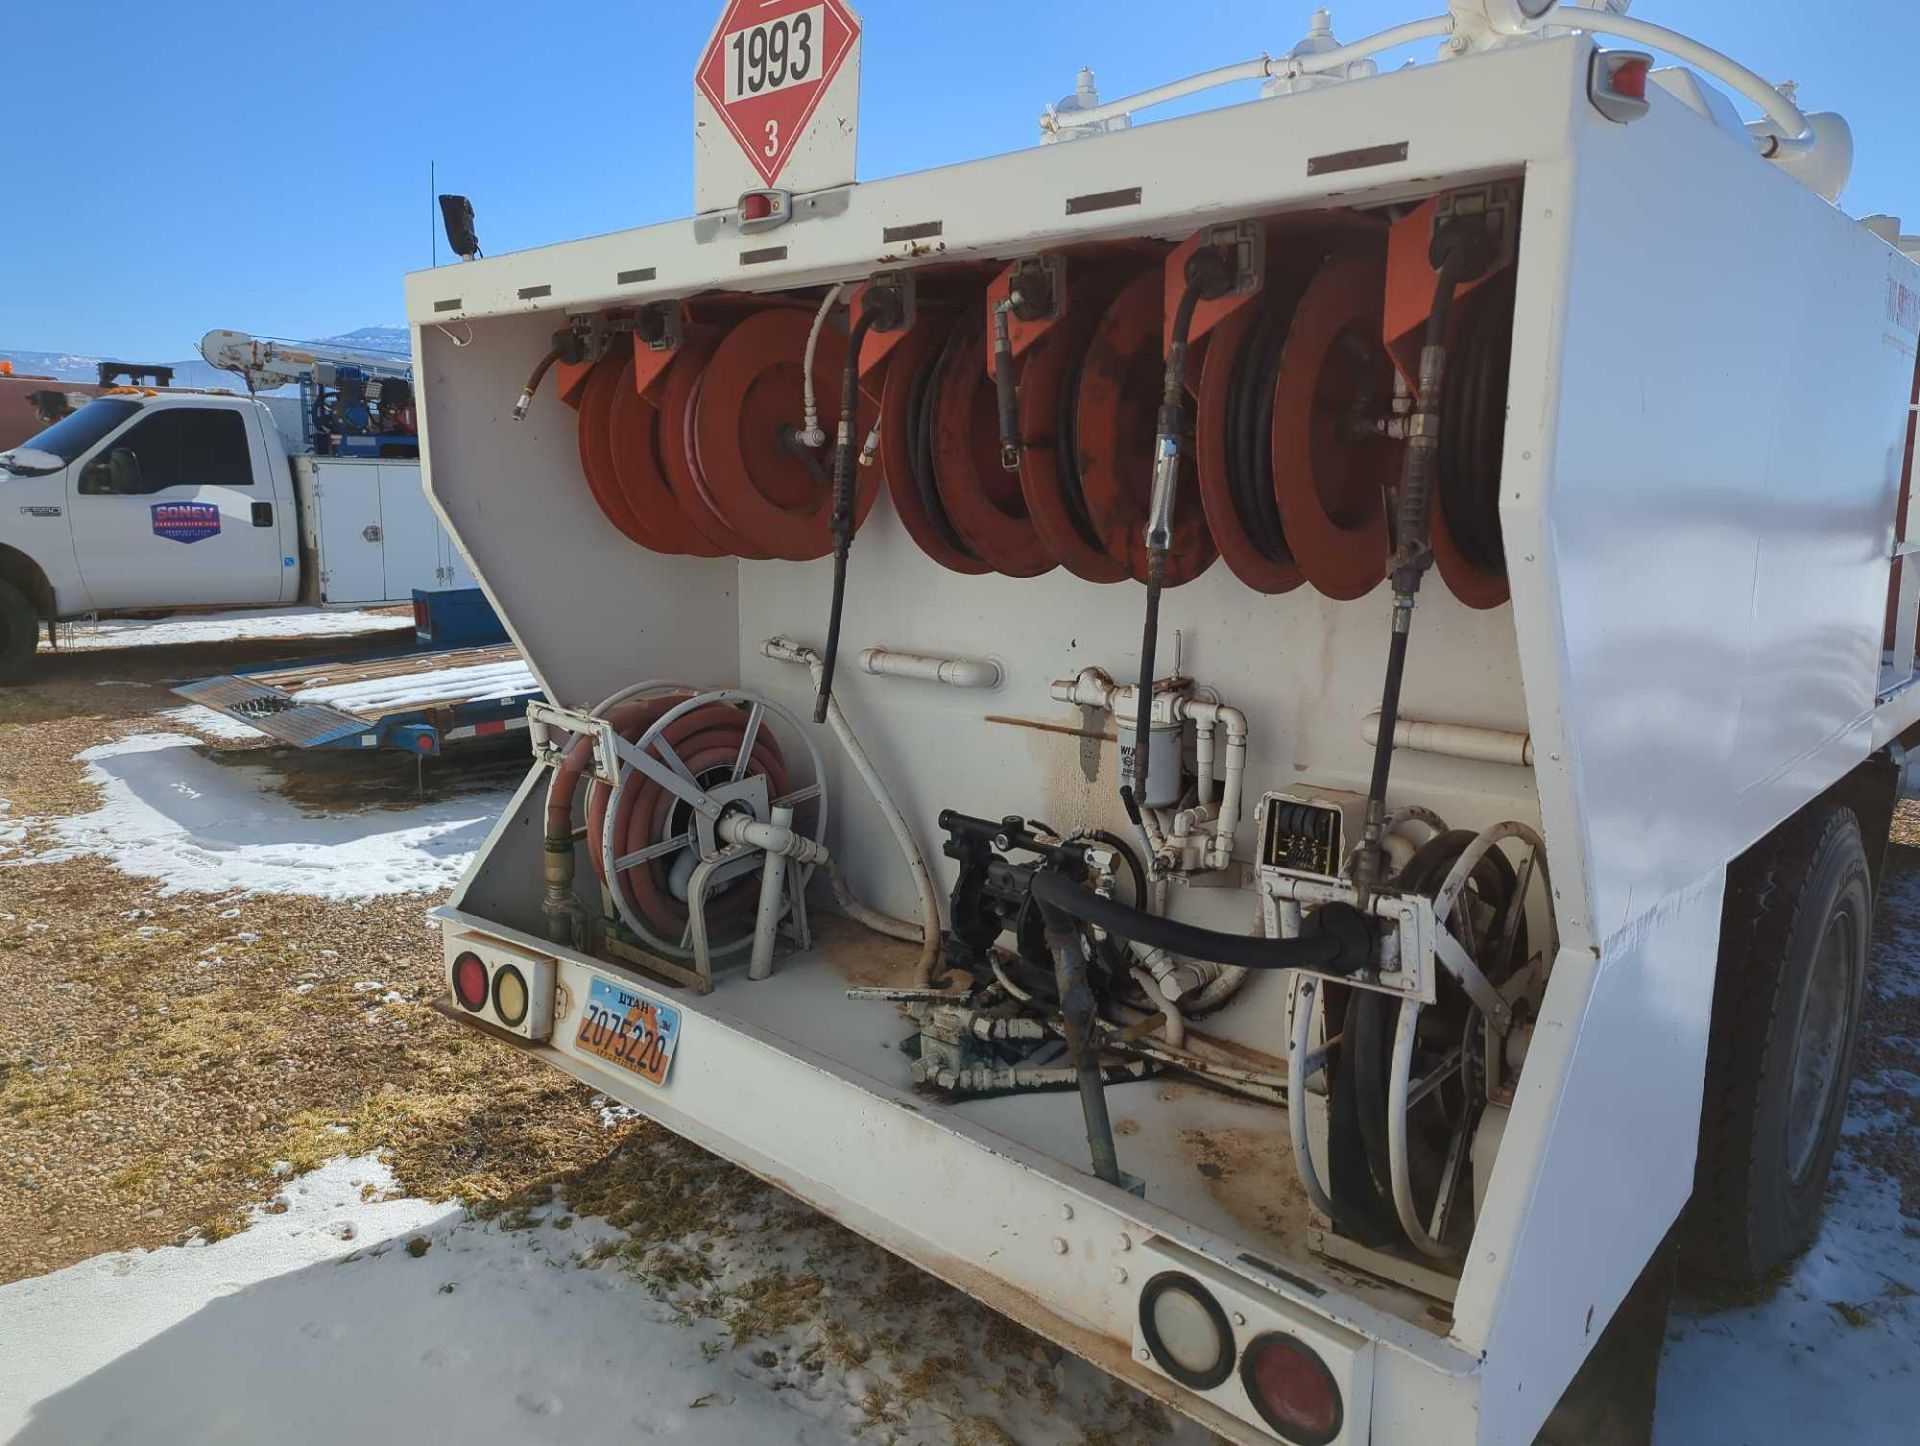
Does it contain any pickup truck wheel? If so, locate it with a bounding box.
[1681,804,1871,1285]
[0,580,35,685]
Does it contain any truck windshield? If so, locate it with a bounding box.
[5,397,143,467]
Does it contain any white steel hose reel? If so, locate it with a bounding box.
[1292,821,1552,1260]
[587,688,832,985]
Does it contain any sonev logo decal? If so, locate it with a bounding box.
[151,502,222,544]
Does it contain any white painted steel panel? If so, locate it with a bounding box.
[405,41,1581,328]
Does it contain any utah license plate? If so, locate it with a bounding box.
[575,976,682,1088]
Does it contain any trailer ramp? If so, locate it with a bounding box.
[174,643,539,754]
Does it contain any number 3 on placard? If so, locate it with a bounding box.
[764,119,779,157]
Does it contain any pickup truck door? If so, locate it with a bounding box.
[67,403,288,611]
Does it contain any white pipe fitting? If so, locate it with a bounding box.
[1053,667,1248,873]
[719,811,831,867]
[859,647,1002,690]
[1362,711,1535,768]
[748,804,796,981]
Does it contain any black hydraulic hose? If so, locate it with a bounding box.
[1125,260,1223,823]
[1055,326,1102,548]
[911,323,982,561]
[813,306,885,724]
[1226,299,1291,562]
[1126,549,1167,824]
[1031,870,1374,974]
[1353,253,1466,902]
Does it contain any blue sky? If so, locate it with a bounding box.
[1,1,1913,358]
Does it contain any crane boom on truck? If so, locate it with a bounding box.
[411,3,1920,1443]
[197,329,412,392]
[198,328,418,459]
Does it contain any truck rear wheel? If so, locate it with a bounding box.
[0,579,35,685]
[1681,804,1871,1285]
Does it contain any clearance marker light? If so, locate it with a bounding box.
[491,964,531,1029]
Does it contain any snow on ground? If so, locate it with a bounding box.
[0,1158,448,1442]
[4,733,510,898]
[1656,1153,1918,1441]
[0,1151,1187,1446]
[51,606,411,652]
[292,658,539,713]
[157,703,266,742]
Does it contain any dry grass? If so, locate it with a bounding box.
[0,627,611,1283]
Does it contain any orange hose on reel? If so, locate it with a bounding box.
[549,696,788,943]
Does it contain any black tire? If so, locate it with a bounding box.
[1681,804,1872,1285]
[0,579,35,685]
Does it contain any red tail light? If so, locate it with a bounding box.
[1610,56,1651,100]
[1240,1332,1343,1445]
[452,951,489,1012]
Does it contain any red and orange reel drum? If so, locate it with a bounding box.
[693,307,880,562]
[1383,201,1516,610]
[607,351,726,558]
[575,337,657,550]
[1190,241,1316,598]
[877,306,993,575]
[657,325,770,559]
[1074,266,1217,587]
[1004,263,1135,584]
[930,306,1057,578]
[1271,253,1402,603]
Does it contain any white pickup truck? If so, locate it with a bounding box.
[0,390,472,681]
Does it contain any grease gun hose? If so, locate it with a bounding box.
[515,343,564,421]
[814,306,885,724]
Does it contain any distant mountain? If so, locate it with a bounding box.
[0,327,411,388]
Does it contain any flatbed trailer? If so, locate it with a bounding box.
[402,5,1920,1443]
[174,641,536,756]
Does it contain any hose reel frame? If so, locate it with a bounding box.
[595,688,830,971]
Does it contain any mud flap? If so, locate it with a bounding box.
[1533,1232,1678,1446]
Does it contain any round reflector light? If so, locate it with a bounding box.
[452,951,489,1012]
[1240,1332,1343,1445]
[1138,1273,1235,1391]
[491,963,530,1028]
